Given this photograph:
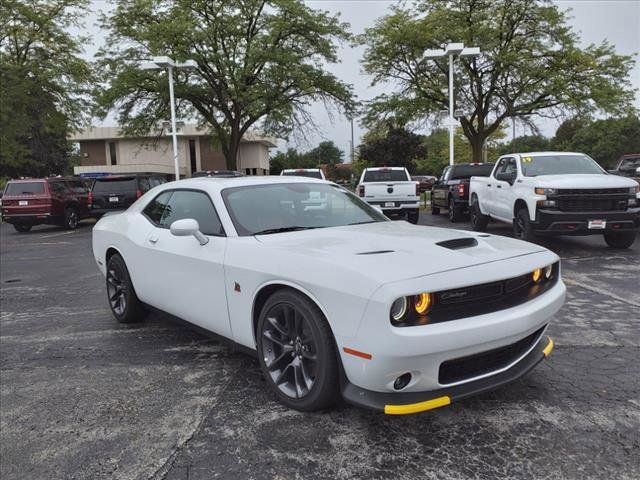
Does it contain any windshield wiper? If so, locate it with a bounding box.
[347,220,380,226]
[253,226,321,235]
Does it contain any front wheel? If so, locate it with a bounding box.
[257,289,339,411]
[106,253,147,323]
[603,231,636,249]
[513,208,536,242]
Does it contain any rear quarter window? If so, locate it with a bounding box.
[4,182,45,195]
[451,164,495,179]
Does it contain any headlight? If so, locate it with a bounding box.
[535,187,556,196]
[390,297,408,321]
[414,293,433,315]
[544,264,553,279]
[532,268,542,283]
[533,264,554,283]
[629,186,639,195]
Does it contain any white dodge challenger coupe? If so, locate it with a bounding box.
[92,176,565,414]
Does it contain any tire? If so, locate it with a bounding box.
[431,200,440,215]
[256,289,339,412]
[603,231,636,249]
[407,209,420,224]
[106,253,147,323]
[513,208,536,242]
[448,197,462,223]
[13,223,32,233]
[470,198,489,232]
[64,207,79,230]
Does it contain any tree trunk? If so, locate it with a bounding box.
[469,134,485,163]
[225,127,241,171]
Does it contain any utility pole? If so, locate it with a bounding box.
[350,117,355,163]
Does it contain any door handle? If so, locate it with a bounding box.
[496,185,502,189]
[148,236,158,244]
[487,184,492,187]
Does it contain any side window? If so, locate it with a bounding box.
[49,182,67,195]
[143,191,173,225]
[66,180,88,194]
[159,190,224,236]
[441,167,450,182]
[504,158,518,175]
[494,159,507,176]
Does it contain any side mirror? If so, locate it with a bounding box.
[170,218,209,245]
[496,172,517,185]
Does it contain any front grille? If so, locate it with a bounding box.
[552,188,630,212]
[556,198,626,212]
[438,326,546,385]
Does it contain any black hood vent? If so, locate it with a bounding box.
[436,237,478,250]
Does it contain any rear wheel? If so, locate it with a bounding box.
[448,197,462,223]
[407,209,420,224]
[603,231,636,249]
[257,289,339,411]
[430,198,440,215]
[106,253,147,323]
[13,223,32,233]
[470,198,489,232]
[513,208,535,242]
[64,207,79,230]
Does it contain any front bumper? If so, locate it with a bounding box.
[533,208,640,235]
[342,336,554,414]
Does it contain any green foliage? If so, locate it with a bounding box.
[307,141,344,166]
[551,115,640,167]
[496,135,552,156]
[359,127,425,174]
[269,140,344,175]
[360,0,636,163]
[0,0,93,178]
[97,0,355,170]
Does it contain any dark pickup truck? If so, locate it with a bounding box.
[609,154,640,185]
[431,163,494,222]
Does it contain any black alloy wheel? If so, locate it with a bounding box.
[13,224,33,233]
[64,207,79,230]
[448,198,462,223]
[106,253,146,323]
[257,290,338,411]
[513,208,535,242]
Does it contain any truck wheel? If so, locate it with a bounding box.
[603,231,636,249]
[448,198,462,223]
[470,200,489,232]
[64,207,79,230]
[407,209,420,224]
[431,202,440,215]
[13,224,32,233]
[513,208,535,242]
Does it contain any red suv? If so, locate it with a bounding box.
[1,177,92,232]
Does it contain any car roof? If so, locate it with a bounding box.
[364,166,405,170]
[501,151,585,157]
[281,168,321,172]
[157,175,329,193]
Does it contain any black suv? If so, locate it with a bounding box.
[90,175,166,216]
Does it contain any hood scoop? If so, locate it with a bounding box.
[356,249,395,255]
[436,237,478,250]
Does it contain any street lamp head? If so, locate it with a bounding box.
[460,47,481,57]
[445,43,465,55]
[424,49,446,58]
[175,59,197,70]
[151,56,175,68]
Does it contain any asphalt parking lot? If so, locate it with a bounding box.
[1,214,639,480]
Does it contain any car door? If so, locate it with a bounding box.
[139,189,231,337]
[432,167,451,207]
[493,157,518,220]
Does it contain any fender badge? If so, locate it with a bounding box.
[234,282,241,293]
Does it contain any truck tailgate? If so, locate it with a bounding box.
[363,182,417,200]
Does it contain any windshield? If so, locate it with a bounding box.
[363,170,409,182]
[521,155,604,176]
[92,178,137,193]
[4,182,45,195]
[451,164,494,179]
[222,183,388,236]
[281,170,323,179]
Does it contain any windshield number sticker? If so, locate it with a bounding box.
[522,156,533,163]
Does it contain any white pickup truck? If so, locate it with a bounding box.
[469,152,640,248]
[357,167,420,223]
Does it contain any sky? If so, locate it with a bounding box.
[79,0,640,159]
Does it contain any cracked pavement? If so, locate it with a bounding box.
[1,215,638,480]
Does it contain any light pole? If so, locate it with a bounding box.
[424,43,481,166]
[140,56,197,180]
[350,116,355,163]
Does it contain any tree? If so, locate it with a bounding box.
[0,0,93,178]
[360,0,636,163]
[359,127,425,173]
[496,135,552,156]
[97,0,355,170]
[307,141,344,166]
[551,115,640,167]
[269,148,315,174]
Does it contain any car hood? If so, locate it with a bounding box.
[255,221,549,284]
[532,174,637,189]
